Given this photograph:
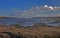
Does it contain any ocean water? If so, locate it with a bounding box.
[0,17,60,27]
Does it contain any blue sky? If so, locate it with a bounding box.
[0,0,60,17]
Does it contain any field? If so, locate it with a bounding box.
[0,17,60,38]
[0,25,60,38]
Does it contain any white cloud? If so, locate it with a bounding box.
[10,6,60,18]
[44,5,48,7]
[49,6,53,10]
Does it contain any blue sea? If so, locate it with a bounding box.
[0,17,60,27]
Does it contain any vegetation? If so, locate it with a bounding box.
[12,23,23,28]
[0,23,60,38]
[33,22,47,26]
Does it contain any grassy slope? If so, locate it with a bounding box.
[0,26,60,38]
[0,17,60,38]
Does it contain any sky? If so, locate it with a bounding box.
[0,0,60,17]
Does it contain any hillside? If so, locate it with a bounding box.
[0,25,60,38]
[0,17,59,38]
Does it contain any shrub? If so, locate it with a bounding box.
[52,32,60,38]
[33,22,47,27]
[0,35,3,38]
[13,23,23,28]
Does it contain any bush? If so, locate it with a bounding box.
[52,32,60,38]
[13,23,23,28]
[0,35,3,38]
[33,22,47,27]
